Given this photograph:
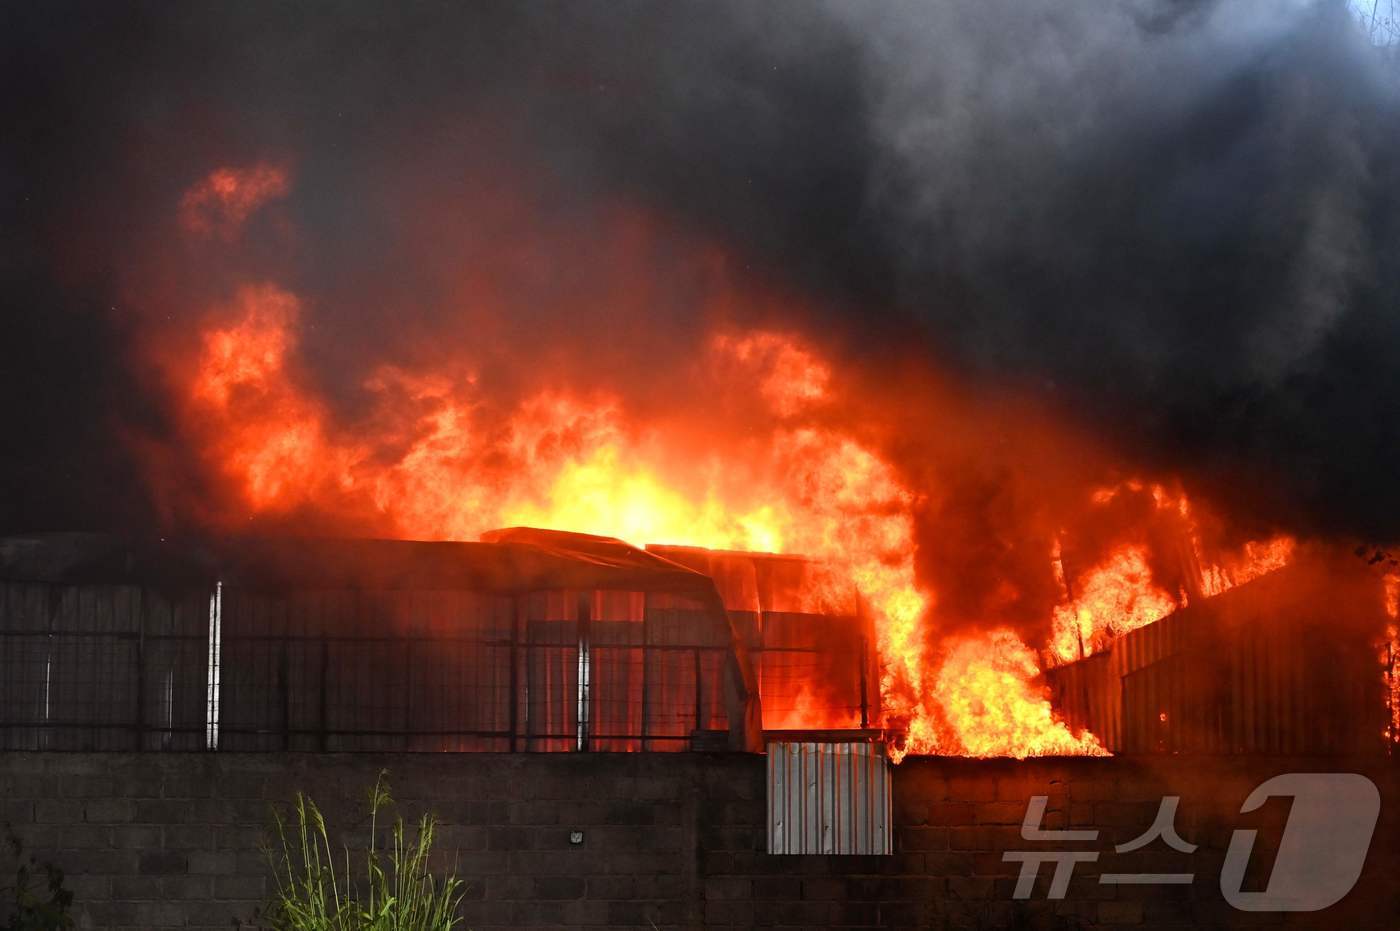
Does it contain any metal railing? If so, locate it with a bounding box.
[0,579,866,752]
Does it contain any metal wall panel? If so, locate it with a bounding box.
[1047,561,1391,756]
[1045,651,1121,751]
[0,579,211,751]
[767,739,891,855]
[647,546,874,733]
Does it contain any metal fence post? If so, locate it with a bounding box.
[577,591,591,752]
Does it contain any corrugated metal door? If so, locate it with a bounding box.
[767,740,891,855]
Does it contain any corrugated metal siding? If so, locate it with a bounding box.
[1046,651,1121,750]
[0,579,211,751]
[1118,609,1384,755]
[1046,562,1391,756]
[0,577,739,753]
[767,740,891,855]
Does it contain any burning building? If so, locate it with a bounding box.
[0,530,761,753]
[0,529,893,756]
[6,2,1400,925]
[5,526,1395,762]
[1046,548,1394,755]
[6,0,1400,765]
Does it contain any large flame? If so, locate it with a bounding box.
[154,164,1308,760]
[936,630,1105,758]
[1199,536,1296,598]
[1050,544,1176,663]
[175,263,1097,759]
[179,273,965,749]
[1049,480,1296,663]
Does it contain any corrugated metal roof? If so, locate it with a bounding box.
[0,530,722,595]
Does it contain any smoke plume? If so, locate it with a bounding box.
[3,0,1397,548]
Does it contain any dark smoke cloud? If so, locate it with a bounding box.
[2,1,1397,545]
[843,0,1400,541]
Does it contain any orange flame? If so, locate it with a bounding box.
[935,630,1105,758]
[177,281,1125,759]
[162,167,1309,760]
[1385,574,1399,744]
[180,164,290,239]
[181,286,946,733]
[1050,544,1176,663]
[711,330,830,416]
[1199,536,1296,598]
[1052,481,1297,663]
[190,285,349,508]
[1157,482,1296,597]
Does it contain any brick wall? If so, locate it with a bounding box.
[1,752,1396,929]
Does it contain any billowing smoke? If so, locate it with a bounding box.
[2,0,1397,548]
[846,0,1400,544]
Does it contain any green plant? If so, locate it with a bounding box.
[0,824,74,931]
[263,772,466,931]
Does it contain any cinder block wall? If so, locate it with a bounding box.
[1,752,1396,929]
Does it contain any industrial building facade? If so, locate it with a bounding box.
[1044,553,1393,755]
[0,530,878,756]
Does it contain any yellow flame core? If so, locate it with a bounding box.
[935,630,1106,759]
[1050,545,1176,663]
[183,286,1115,758]
[183,270,1307,761]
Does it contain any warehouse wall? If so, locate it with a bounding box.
[1,752,1397,929]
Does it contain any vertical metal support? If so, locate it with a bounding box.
[856,590,870,730]
[318,638,329,752]
[42,584,58,752]
[164,599,176,750]
[577,592,591,752]
[205,582,222,752]
[510,594,523,753]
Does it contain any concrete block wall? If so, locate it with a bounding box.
[0,752,1396,929]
